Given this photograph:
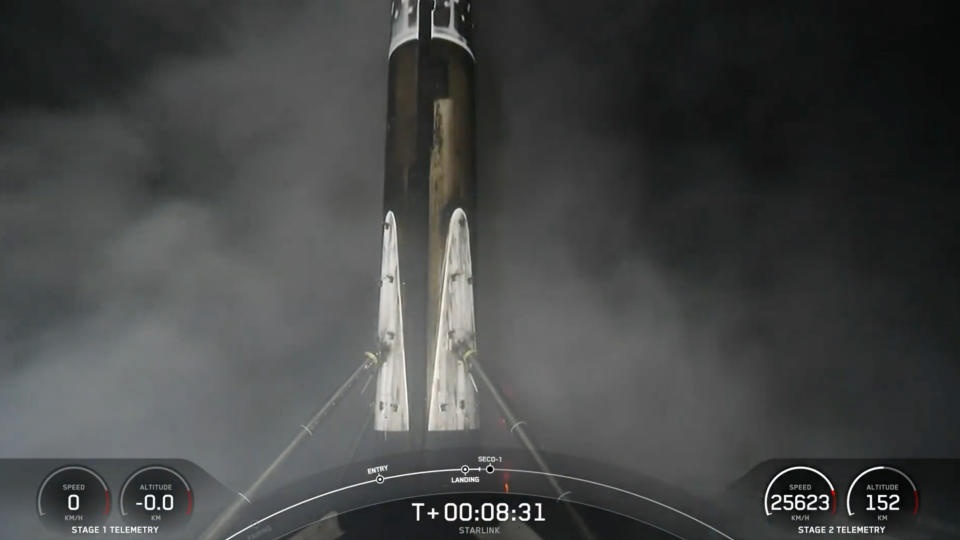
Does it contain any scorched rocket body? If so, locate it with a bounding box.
[374,0,480,442]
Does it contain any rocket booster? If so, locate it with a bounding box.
[198,7,485,539]
[374,0,479,436]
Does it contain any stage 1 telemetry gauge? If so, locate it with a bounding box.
[119,465,193,532]
[37,466,110,533]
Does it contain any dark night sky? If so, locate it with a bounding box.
[1,0,957,497]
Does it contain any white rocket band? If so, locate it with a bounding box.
[389,0,474,59]
[389,0,419,58]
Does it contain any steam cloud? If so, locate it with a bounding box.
[1,0,957,503]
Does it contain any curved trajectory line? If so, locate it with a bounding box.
[501,468,736,540]
[223,469,459,540]
[224,467,736,540]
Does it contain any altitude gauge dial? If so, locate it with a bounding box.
[119,466,193,532]
[37,466,110,533]
[847,466,918,527]
[764,466,836,527]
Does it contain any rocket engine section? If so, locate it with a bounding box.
[374,0,479,436]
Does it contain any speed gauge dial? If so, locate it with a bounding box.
[37,466,110,533]
[119,466,193,532]
[764,466,836,527]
